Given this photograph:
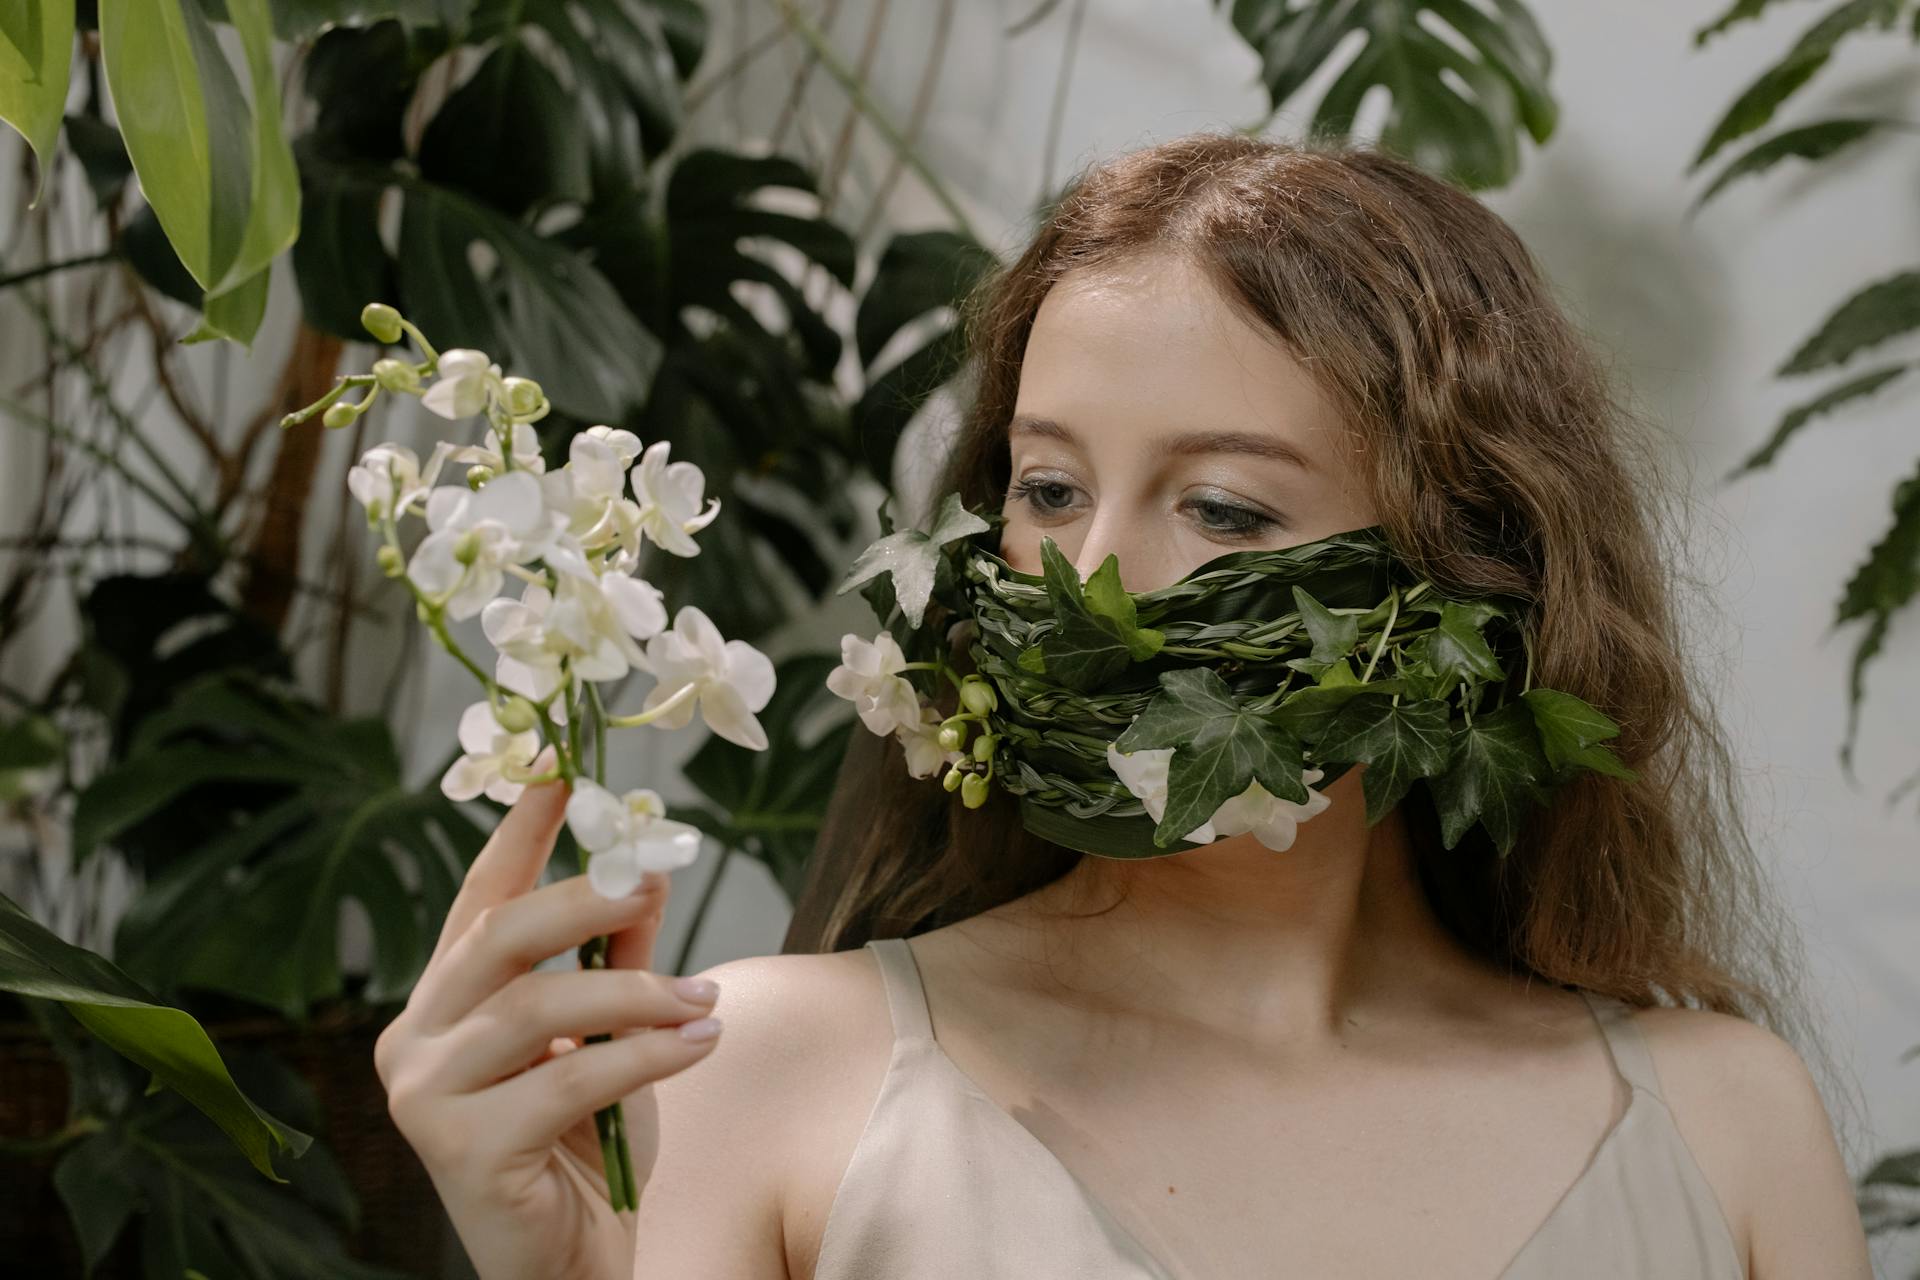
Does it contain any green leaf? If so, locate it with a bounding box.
[0,0,75,204]
[1777,269,1920,376]
[290,164,397,340]
[416,38,592,216]
[183,261,270,345]
[1313,694,1454,824]
[269,0,472,42]
[1291,585,1360,666]
[853,229,996,479]
[1834,454,1920,773]
[833,491,990,627]
[1520,687,1635,782]
[1691,118,1889,210]
[1428,598,1506,691]
[1032,538,1166,692]
[62,111,134,208]
[0,890,312,1181]
[1221,0,1557,190]
[1690,0,1903,171]
[99,0,299,345]
[1693,0,1794,46]
[1724,362,1912,479]
[394,177,662,422]
[1269,663,1406,741]
[1427,699,1550,854]
[1113,667,1309,846]
[52,1133,140,1273]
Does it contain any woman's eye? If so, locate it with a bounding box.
[1186,497,1279,539]
[1009,477,1076,515]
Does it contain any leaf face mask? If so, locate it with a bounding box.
[829,493,1635,861]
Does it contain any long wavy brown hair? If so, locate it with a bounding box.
[783,130,1864,1165]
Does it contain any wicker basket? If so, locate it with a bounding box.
[0,998,449,1277]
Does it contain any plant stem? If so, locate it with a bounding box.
[0,250,116,292]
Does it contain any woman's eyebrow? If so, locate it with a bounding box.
[1009,415,1313,471]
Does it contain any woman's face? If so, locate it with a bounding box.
[998,250,1376,593]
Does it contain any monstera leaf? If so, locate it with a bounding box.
[1219,0,1557,190]
[73,671,488,1022]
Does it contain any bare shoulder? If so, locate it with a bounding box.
[1623,1003,1871,1279]
[634,948,893,1280]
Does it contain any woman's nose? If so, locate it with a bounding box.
[1073,515,1166,594]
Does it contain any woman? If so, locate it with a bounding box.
[375,133,1873,1280]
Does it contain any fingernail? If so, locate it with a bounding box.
[678,1017,722,1042]
[674,977,719,1003]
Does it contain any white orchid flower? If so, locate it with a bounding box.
[441,701,542,804]
[540,427,644,550]
[630,439,720,557]
[636,606,775,750]
[451,420,546,476]
[482,570,666,704]
[347,442,445,521]
[1105,742,1332,852]
[422,348,506,421]
[895,701,967,779]
[825,631,922,737]
[1105,742,1219,844]
[566,778,704,898]
[1207,769,1332,852]
[408,470,557,619]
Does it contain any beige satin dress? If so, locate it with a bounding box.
[811,935,1745,1279]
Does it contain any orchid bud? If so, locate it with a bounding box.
[501,376,545,418]
[959,677,997,716]
[322,400,359,430]
[453,529,483,567]
[466,464,495,490]
[960,773,989,808]
[494,696,538,734]
[937,717,969,753]
[415,600,433,623]
[942,764,966,792]
[360,303,404,344]
[375,545,404,578]
[971,732,998,763]
[372,358,420,394]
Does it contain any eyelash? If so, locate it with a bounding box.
[1006,476,1282,540]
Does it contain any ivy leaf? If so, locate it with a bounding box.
[1313,694,1454,824]
[1113,668,1306,846]
[1428,598,1506,693]
[1270,659,1406,741]
[1427,700,1552,854]
[834,492,989,627]
[1521,688,1637,782]
[1281,585,1360,679]
[1028,538,1165,691]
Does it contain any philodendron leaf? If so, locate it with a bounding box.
[0,0,74,205]
[834,492,990,627]
[1027,538,1166,692]
[1427,698,1552,854]
[1521,688,1636,782]
[1313,693,1454,824]
[1113,667,1308,846]
[0,891,311,1181]
[100,0,299,346]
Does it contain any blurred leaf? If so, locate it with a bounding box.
[852,229,995,480]
[1692,117,1890,210]
[0,0,74,204]
[681,652,854,900]
[269,0,473,40]
[395,177,661,421]
[1778,268,1920,376]
[0,890,312,1182]
[1693,0,1795,45]
[61,111,133,208]
[300,19,434,163]
[1221,0,1557,190]
[418,38,592,216]
[1725,362,1912,479]
[291,164,396,339]
[1836,455,1920,773]
[1691,0,1903,171]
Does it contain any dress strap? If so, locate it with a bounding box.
[1577,989,1665,1098]
[863,936,934,1044]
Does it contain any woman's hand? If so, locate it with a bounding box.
[373,757,724,1280]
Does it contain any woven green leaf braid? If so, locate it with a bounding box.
[834,493,1637,861]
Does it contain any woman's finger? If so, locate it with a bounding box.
[425,747,567,973]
